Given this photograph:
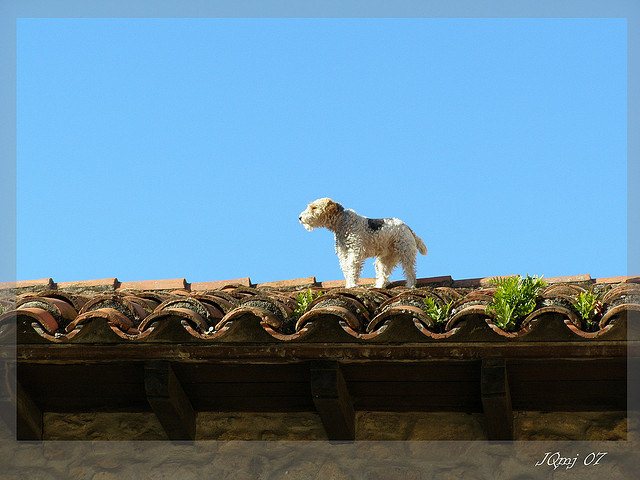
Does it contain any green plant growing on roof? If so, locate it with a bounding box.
[486,275,546,332]
[293,289,323,320]
[572,290,602,331]
[422,297,454,330]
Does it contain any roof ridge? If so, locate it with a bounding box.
[4,273,640,293]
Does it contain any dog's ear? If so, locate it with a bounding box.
[326,200,344,218]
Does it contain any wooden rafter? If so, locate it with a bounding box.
[144,361,196,441]
[310,361,355,441]
[481,358,513,440]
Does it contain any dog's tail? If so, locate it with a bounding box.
[409,228,428,255]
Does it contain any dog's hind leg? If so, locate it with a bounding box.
[400,257,417,288]
[374,255,396,288]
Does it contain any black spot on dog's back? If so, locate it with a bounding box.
[367,218,385,231]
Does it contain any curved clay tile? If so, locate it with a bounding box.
[316,288,383,319]
[156,297,222,322]
[137,307,210,335]
[602,283,640,307]
[127,292,173,310]
[207,308,286,342]
[476,317,531,340]
[365,312,457,342]
[373,293,463,334]
[125,291,169,302]
[17,296,77,331]
[283,286,325,296]
[135,296,229,337]
[169,289,190,296]
[368,305,433,332]
[539,295,578,314]
[459,288,496,303]
[259,322,312,341]
[296,305,361,333]
[216,282,253,292]
[267,293,299,314]
[14,307,59,334]
[301,291,332,312]
[300,294,368,331]
[515,306,583,340]
[122,295,157,317]
[367,288,397,299]
[237,295,293,323]
[433,286,464,302]
[19,290,89,312]
[445,294,493,327]
[600,302,640,330]
[0,309,57,343]
[217,305,284,331]
[293,310,363,342]
[191,293,237,315]
[225,286,262,299]
[65,308,135,340]
[209,295,298,339]
[133,315,208,342]
[542,284,585,298]
[376,291,430,314]
[446,307,578,342]
[193,290,239,306]
[79,294,150,326]
[445,305,490,332]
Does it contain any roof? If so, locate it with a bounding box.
[1,274,638,347]
[5,274,636,441]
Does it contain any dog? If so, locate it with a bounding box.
[299,198,427,288]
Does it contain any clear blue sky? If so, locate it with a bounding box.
[16,18,626,284]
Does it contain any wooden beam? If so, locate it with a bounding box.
[1,360,43,441]
[16,382,43,441]
[16,341,630,364]
[481,358,513,440]
[0,360,14,436]
[310,361,355,441]
[144,361,196,441]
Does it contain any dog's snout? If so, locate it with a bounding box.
[298,216,302,221]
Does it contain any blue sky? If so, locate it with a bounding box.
[16,18,626,284]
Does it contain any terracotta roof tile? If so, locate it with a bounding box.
[452,278,483,288]
[191,277,252,291]
[479,275,518,288]
[320,278,376,288]
[7,274,635,345]
[595,275,640,284]
[118,278,188,291]
[257,277,317,289]
[57,278,119,290]
[545,274,592,284]
[388,276,453,288]
[0,278,55,290]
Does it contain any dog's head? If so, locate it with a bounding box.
[299,198,344,231]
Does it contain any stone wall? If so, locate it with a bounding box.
[0,412,636,479]
[42,410,626,441]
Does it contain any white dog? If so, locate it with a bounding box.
[299,198,427,288]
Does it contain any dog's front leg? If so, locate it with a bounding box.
[343,253,364,288]
[337,245,362,288]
